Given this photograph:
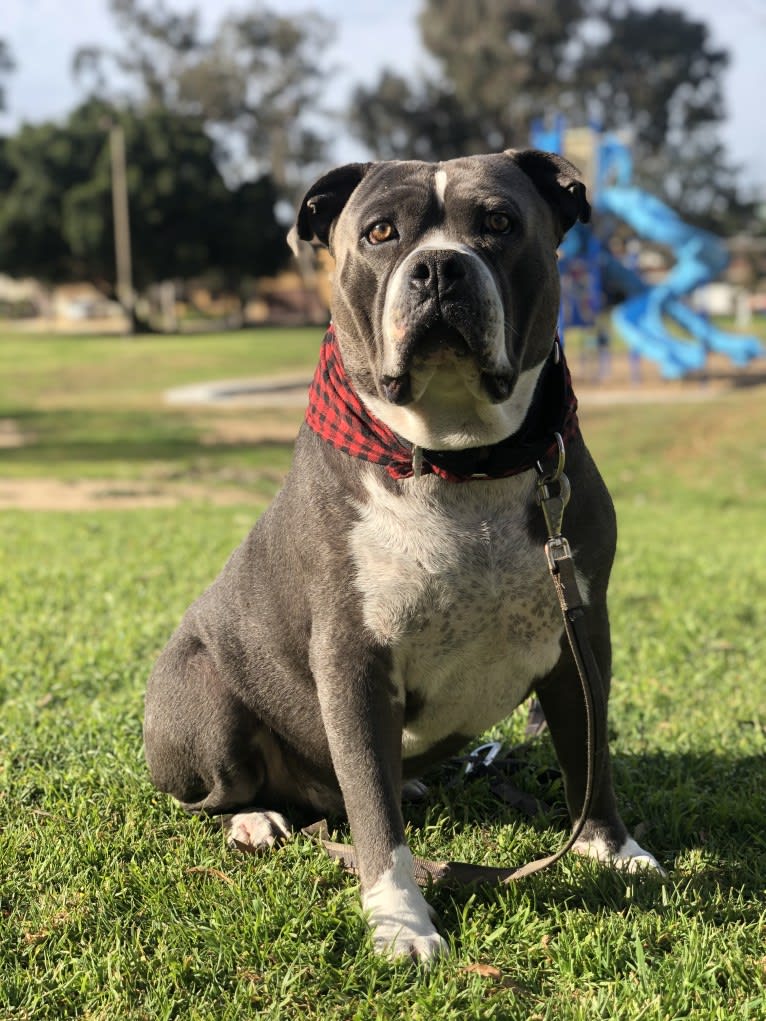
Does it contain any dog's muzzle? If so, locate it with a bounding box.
[380,245,513,406]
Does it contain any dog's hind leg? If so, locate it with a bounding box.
[144,630,346,855]
[144,634,286,819]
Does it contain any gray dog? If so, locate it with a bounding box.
[144,149,660,963]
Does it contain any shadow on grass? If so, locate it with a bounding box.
[1,407,297,469]
[401,747,766,921]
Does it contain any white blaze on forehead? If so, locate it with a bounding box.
[434,168,448,210]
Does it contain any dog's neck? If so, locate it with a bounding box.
[305,326,579,483]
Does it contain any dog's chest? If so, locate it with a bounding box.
[349,471,566,756]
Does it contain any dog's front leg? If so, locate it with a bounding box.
[312,640,447,963]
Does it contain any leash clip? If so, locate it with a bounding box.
[462,740,503,778]
[536,432,570,539]
[537,474,571,541]
[536,431,566,485]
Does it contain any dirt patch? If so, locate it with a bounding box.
[0,478,259,511]
[0,419,29,449]
[199,417,302,447]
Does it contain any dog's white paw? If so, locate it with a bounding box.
[573,833,666,876]
[225,810,293,852]
[363,845,447,964]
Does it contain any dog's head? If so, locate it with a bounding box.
[290,150,590,450]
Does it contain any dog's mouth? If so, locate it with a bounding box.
[380,322,514,407]
[412,321,470,359]
[380,372,413,405]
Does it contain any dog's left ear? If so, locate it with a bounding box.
[505,149,591,240]
[288,162,372,256]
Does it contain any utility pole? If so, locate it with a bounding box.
[109,122,135,334]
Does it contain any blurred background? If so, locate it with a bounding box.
[0,0,765,345]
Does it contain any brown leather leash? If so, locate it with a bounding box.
[305,433,602,887]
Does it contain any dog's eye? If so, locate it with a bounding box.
[366,221,398,245]
[484,211,513,235]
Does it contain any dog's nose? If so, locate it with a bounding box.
[408,251,466,294]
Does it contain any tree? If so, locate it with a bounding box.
[73,0,201,109]
[175,9,332,200]
[348,71,480,163]
[0,137,14,194]
[350,0,588,161]
[0,38,13,112]
[0,112,104,284]
[0,100,288,323]
[571,4,733,219]
[420,0,586,148]
[73,0,332,202]
[348,0,749,231]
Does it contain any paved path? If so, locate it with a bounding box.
[163,351,765,409]
[165,373,312,408]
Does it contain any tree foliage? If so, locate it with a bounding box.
[0,38,14,113]
[573,4,728,150]
[0,101,286,297]
[421,0,586,150]
[73,0,331,200]
[349,0,748,231]
[346,71,479,162]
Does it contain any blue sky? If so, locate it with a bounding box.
[2,0,764,193]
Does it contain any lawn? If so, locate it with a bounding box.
[1,326,765,1019]
[0,327,318,483]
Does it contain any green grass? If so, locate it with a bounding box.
[0,328,316,481]
[0,328,321,402]
[1,327,765,1019]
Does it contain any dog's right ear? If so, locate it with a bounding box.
[288,163,372,256]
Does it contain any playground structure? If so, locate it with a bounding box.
[532,122,764,379]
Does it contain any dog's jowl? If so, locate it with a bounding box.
[143,150,661,964]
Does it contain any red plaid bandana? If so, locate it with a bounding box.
[305,325,579,482]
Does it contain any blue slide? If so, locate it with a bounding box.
[598,186,763,378]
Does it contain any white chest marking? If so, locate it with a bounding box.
[349,471,588,757]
